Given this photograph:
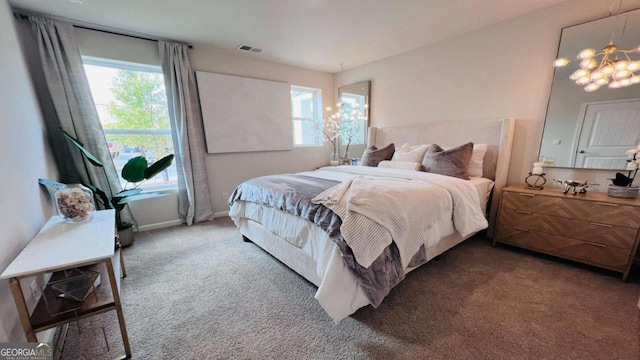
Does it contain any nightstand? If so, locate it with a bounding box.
[493,185,640,281]
[0,210,131,359]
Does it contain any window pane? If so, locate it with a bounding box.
[291,86,322,147]
[84,62,177,188]
[291,90,316,119]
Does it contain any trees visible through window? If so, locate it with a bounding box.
[291,86,323,146]
[83,58,176,188]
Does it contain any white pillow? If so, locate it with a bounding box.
[378,160,421,171]
[391,143,430,163]
[468,144,488,177]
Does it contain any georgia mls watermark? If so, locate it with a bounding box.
[0,343,52,360]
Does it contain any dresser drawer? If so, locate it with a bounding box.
[502,191,640,228]
[495,224,632,271]
[498,208,637,250]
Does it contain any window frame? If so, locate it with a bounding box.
[290,85,323,147]
[82,56,177,191]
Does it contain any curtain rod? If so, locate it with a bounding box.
[13,10,193,49]
[74,25,193,49]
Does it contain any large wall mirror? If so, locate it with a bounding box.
[540,8,640,169]
[338,80,370,159]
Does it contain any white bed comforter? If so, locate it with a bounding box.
[310,166,488,270]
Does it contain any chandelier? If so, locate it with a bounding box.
[554,44,640,92]
[553,0,640,92]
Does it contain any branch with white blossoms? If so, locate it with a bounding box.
[331,102,366,158]
[320,116,341,156]
[625,146,640,185]
[317,102,366,158]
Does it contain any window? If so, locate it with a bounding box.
[291,86,323,146]
[83,57,177,189]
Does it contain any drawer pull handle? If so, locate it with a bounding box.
[595,202,619,207]
[515,210,532,215]
[584,241,607,248]
[589,222,612,228]
[518,193,536,197]
[513,226,529,232]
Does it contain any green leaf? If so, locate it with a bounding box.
[38,178,65,190]
[121,156,147,182]
[60,128,104,167]
[110,196,128,212]
[82,181,113,209]
[115,189,143,197]
[116,192,168,204]
[144,154,174,180]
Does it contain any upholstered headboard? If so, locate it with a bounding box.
[368,118,515,237]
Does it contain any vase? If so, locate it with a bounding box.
[607,184,640,199]
[55,184,95,222]
[118,226,135,247]
[330,148,340,166]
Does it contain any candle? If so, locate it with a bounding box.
[532,162,544,175]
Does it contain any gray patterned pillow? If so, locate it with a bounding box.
[361,143,395,167]
[422,142,474,179]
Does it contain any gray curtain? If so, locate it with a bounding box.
[27,16,125,212]
[159,41,214,225]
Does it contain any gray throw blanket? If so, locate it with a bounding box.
[228,174,427,307]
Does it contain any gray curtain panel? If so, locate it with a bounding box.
[27,16,128,217]
[159,41,214,225]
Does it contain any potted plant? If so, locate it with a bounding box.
[61,129,174,246]
[608,145,640,198]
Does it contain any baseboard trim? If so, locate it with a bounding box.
[137,219,182,232]
[136,212,229,231]
[214,211,229,218]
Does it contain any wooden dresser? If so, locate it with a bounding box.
[494,185,640,281]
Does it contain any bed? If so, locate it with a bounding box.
[228,118,515,322]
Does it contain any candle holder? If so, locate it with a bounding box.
[525,172,546,190]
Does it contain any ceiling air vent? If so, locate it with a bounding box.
[237,44,263,53]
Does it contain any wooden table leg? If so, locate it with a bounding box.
[106,259,131,359]
[119,251,127,279]
[9,277,37,342]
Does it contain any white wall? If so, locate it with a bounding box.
[339,0,640,192]
[0,0,59,342]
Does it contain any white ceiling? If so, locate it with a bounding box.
[8,0,569,73]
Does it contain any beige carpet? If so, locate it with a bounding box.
[61,217,640,359]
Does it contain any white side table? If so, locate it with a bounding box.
[0,209,131,359]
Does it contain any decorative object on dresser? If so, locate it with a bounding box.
[524,162,546,190]
[607,144,640,199]
[494,185,640,281]
[552,179,596,195]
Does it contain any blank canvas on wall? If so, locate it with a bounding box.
[195,71,293,153]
